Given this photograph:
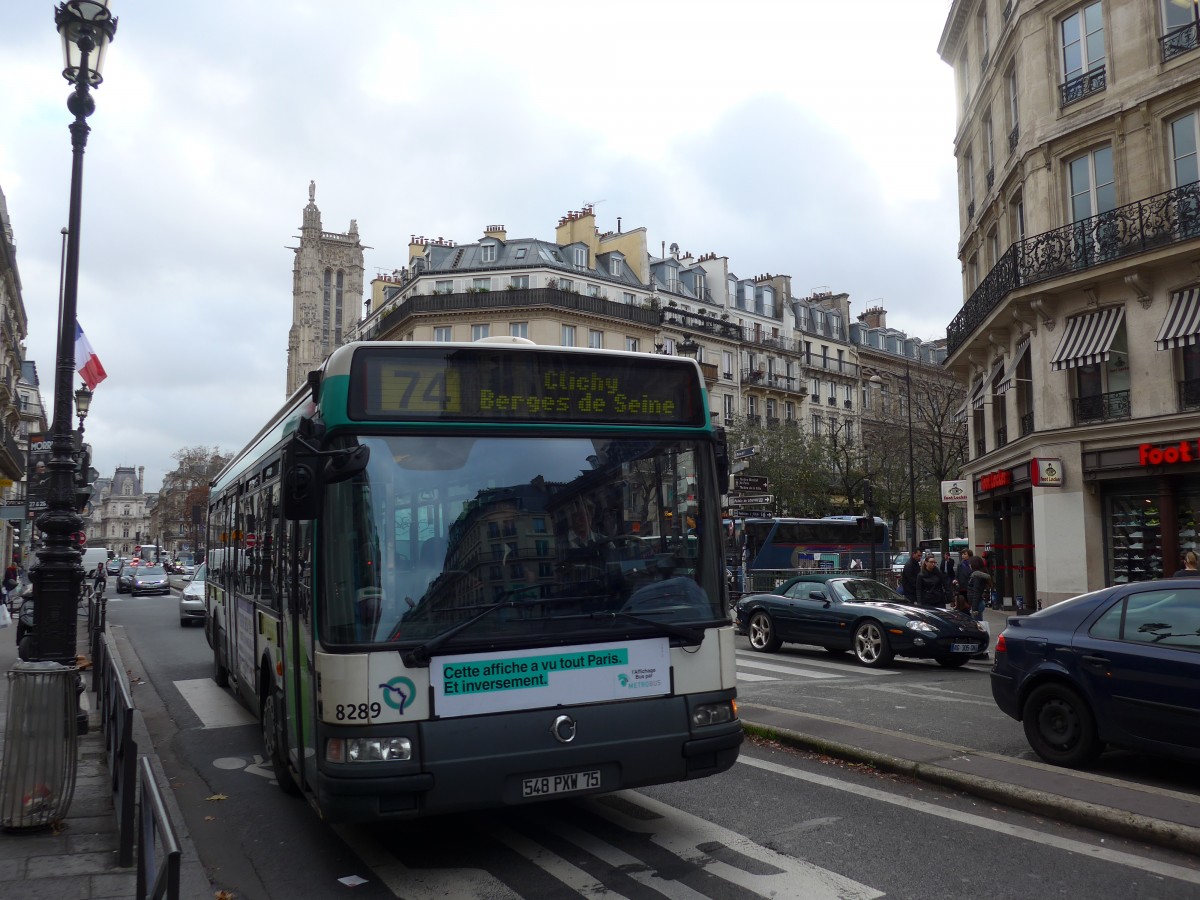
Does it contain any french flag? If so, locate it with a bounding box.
[75,322,107,390]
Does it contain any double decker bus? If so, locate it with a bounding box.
[204,340,741,822]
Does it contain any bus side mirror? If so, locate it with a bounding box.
[324,445,370,483]
[283,437,322,520]
[714,427,730,491]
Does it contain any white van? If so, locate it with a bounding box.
[81,547,110,572]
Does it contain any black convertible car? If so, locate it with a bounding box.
[734,575,990,668]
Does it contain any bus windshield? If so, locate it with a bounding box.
[320,433,723,648]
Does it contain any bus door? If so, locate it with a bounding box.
[285,517,317,792]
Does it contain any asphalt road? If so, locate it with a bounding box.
[99,591,1200,899]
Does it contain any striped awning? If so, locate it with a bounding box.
[1050,306,1125,371]
[996,336,1031,395]
[969,376,987,411]
[1155,288,1200,350]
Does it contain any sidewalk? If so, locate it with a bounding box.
[0,604,207,899]
[0,622,137,899]
[738,606,1200,857]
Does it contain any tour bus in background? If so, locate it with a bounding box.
[134,544,160,564]
[737,516,890,590]
[917,537,969,556]
[204,339,742,823]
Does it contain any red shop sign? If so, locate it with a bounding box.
[1138,440,1200,467]
[980,469,1012,492]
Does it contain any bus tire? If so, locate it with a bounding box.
[262,683,301,796]
[212,627,229,688]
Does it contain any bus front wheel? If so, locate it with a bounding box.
[262,683,301,796]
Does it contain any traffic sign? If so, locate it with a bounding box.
[733,475,768,491]
[728,493,773,506]
[245,533,258,549]
[728,507,770,517]
[733,446,760,460]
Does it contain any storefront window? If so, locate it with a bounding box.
[1107,493,1183,584]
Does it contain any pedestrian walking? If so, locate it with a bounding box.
[915,555,949,608]
[953,548,974,612]
[966,556,992,622]
[1173,550,1200,577]
[900,549,921,599]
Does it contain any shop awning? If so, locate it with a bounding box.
[996,336,1031,395]
[1050,306,1125,371]
[1155,287,1200,350]
[969,376,987,411]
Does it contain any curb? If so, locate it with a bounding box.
[742,720,1200,857]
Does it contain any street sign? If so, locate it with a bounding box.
[733,475,768,491]
[729,461,749,475]
[727,493,773,506]
[728,507,770,517]
[733,446,760,460]
[245,533,258,549]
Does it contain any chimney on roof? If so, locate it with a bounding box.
[858,305,887,329]
[483,225,507,242]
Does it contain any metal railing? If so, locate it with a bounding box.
[1162,22,1200,63]
[1072,389,1130,425]
[947,180,1200,355]
[1020,410,1035,436]
[1060,65,1106,107]
[136,757,181,900]
[98,633,136,867]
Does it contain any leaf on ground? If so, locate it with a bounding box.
[205,793,228,802]
[204,816,216,822]
[215,891,236,899]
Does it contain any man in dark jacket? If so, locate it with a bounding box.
[900,549,921,599]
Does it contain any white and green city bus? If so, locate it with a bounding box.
[204,339,742,822]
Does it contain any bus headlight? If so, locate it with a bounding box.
[691,700,737,727]
[326,737,412,763]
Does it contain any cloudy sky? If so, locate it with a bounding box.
[0,0,961,491]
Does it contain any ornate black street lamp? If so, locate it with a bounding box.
[31,2,117,671]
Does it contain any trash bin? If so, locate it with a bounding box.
[0,660,79,831]
[1016,594,1025,612]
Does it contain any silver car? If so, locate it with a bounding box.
[179,562,206,627]
[132,565,170,596]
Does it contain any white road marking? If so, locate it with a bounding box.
[735,659,842,679]
[739,755,1200,886]
[737,652,899,676]
[737,672,780,682]
[173,678,256,728]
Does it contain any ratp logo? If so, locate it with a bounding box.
[379,677,416,713]
[618,674,629,687]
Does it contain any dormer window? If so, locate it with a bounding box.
[574,247,587,268]
[610,257,623,277]
[481,243,497,263]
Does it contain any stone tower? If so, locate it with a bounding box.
[286,181,365,397]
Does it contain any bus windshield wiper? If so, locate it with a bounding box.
[400,585,544,666]
[590,609,703,645]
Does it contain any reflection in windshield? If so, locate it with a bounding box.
[320,435,721,648]
[831,579,903,603]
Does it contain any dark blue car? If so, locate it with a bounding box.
[991,578,1200,767]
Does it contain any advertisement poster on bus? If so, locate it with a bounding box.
[429,638,670,718]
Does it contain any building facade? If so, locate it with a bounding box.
[92,466,154,558]
[1,188,33,567]
[940,0,1200,604]
[286,181,365,397]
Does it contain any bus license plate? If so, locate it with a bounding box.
[522,769,601,798]
[951,642,978,653]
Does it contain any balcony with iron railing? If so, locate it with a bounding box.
[1020,410,1034,436]
[976,437,987,457]
[1162,22,1200,63]
[947,180,1200,355]
[1008,123,1019,154]
[660,307,744,341]
[1060,65,1106,107]
[1178,378,1200,410]
[994,426,1008,450]
[1072,390,1130,426]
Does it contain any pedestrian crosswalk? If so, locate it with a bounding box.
[735,650,900,682]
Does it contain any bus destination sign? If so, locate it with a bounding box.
[350,347,707,427]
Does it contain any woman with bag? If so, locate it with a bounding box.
[915,555,950,608]
[965,556,991,622]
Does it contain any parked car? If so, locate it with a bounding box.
[105,558,123,575]
[733,574,989,668]
[991,579,1200,768]
[179,562,206,627]
[132,565,170,596]
[116,565,136,594]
